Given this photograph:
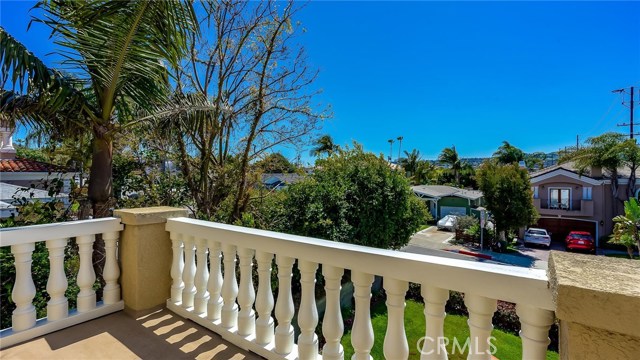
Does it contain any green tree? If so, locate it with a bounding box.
[1,3,197,216]
[438,146,463,185]
[264,145,428,249]
[477,161,538,241]
[1,2,198,286]
[399,149,421,176]
[493,141,525,165]
[615,139,640,200]
[412,160,439,185]
[310,134,339,158]
[610,198,640,259]
[256,153,297,174]
[524,152,547,171]
[565,133,625,216]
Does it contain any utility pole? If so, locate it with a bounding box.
[615,86,638,138]
[387,139,394,162]
[576,135,579,150]
[397,136,403,161]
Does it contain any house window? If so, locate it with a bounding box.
[583,187,592,200]
[549,188,570,209]
[532,186,539,199]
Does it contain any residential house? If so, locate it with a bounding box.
[412,184,484,219]
[0,126,76,218]
[261,173,305,190]
[529,162,638,246]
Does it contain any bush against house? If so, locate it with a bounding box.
[263,145,428,249]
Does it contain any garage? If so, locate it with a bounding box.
[535,218,597,243]
[440,206,467,217]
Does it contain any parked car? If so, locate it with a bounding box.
[565,231,595,253]
[437,215,459,231]
[523,228,551,248]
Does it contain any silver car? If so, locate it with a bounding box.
[524,228,551,248]
[437,215,459,231]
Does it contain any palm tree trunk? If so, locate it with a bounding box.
[88,132,113,294]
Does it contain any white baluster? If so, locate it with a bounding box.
[182,235,196,308]
[207,239,223,321]
[170,232,185,304]
[322,265,344,360]
[76,235,96,312]
[46,238,69,321]
[194,237,210,315]
[255,251,274,346]
[11,243,36,331]
[102,231,120,304]
[464,294,497,360]
[420,285,449,360]
[274,255,295,355]
[383,277,408,360]
[298,260,319,360]
[237,247,256,337]
[351,271,374,360]
[221,243,239,329]
[517,304,554,360]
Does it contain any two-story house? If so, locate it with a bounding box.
[529,162,637,246]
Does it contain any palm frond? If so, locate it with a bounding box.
[35,0,198,120]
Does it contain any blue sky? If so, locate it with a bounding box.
[2,1,639,162]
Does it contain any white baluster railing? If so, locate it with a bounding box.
[237,247,256,337]
[274,255,295,356]
[0,218,124,349]
[194,237,210,315]
[254,250,275,346]
[221,243,239,330]
[206,239,223,321]
[297,260,319,360]
[165,217,556,360]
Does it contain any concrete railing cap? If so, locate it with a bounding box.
[114,206,189,225]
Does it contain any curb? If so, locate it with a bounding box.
[446,249,493,260]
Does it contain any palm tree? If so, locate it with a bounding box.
[438,146,462,185]
[310,134,338,157]
[399,149,421,175]
[567,133,625,216]
[493,141,525,165]
[611,198,640,258]
[1,2,197,217]
[1,2,198,283]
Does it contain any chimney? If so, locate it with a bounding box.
[590,166,602,178]
[0,125,16,160]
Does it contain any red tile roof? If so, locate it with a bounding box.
[0,159,71,173]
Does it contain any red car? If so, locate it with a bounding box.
[565,231,595,253]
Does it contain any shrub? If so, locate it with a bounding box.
[263,145,428,249]
[455,215,478,231]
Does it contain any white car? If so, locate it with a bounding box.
[437,215,459,231]
[524,228,552,248]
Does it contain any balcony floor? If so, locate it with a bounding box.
[2,309,262,360]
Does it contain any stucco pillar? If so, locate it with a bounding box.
[114,206,189,316]
[548,251,640,360]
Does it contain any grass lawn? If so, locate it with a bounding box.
[341,300,558,360]
[605,253,639,260]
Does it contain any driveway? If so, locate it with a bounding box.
[407,226,454,250]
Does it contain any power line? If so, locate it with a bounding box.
[615,86,637,139]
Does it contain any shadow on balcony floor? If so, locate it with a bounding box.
[2,309,264,360]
